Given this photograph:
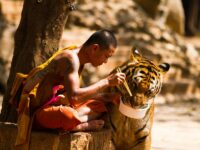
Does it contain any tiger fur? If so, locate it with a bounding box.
[107,49,170,150]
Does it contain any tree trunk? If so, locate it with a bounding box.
[0,0,76,122]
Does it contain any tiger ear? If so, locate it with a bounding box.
[130,48,142,62]
[158,63,170,73]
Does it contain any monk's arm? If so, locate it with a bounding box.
[65,69,125,104]
[60,51,125,104]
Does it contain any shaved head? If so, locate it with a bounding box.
[83,29,117,50]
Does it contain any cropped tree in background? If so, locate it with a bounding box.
[0,0,76,122]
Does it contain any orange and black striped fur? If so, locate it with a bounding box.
[108,49,170,150]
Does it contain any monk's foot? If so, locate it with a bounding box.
[72,120,104,131]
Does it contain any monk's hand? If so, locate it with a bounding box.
[107,72,126,86]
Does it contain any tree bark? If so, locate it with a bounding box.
[0,0,76,122]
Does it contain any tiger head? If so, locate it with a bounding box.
[116,49,170,108]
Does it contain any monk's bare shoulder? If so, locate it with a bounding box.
[53,50,80,75]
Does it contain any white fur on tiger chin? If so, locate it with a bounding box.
[119,98,153,119]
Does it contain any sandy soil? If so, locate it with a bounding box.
[152,102,200,150]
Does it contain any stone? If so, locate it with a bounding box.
[161,80,195,95]
[147,26,162,40]
[161,32,175,43]
[185,43,199,60]
[0,122,112,150]
[165,0,185,35]
[135,0,185,34]
[0,0,23,25]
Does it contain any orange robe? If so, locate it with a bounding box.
[10,45,107,149]
[33,85,107,131]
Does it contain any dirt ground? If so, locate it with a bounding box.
[152,101,200,150]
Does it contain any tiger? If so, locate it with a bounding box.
[107,48,170,150]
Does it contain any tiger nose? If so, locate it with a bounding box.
[138,82,149,91]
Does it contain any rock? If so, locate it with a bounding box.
[146,26,163,40]
[0,0,23,25]
[0,24,16,94]
[134,0,160,18]
[161,79,195,95]
[134,0,185,35]
[0,122,112,150]
[165,0,185,35]
[161,31,175,43]
[185,43,199,60]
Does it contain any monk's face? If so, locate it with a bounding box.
[90,44,115,67]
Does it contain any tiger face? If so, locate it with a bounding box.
[116,49,170,108]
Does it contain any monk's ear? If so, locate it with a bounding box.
[90,44,100,56]
[130,48,142,63]
[158,63,170,73]
[92,44,100,52]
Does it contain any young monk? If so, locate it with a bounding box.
[22,29,125,131]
